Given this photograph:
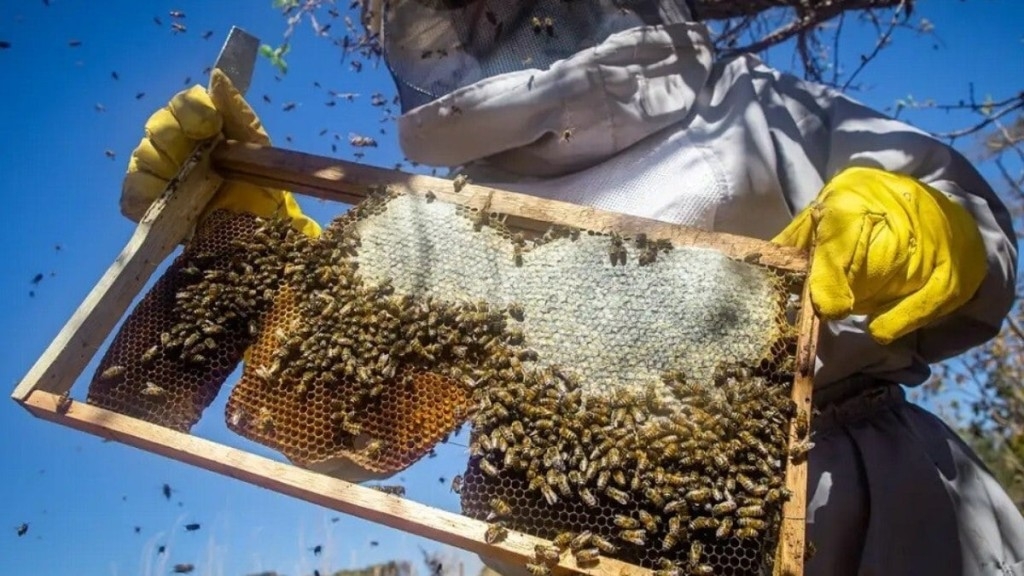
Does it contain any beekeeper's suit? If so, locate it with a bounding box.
[121,1,1024,574]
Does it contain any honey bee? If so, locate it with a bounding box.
[661,529,680,551]
[424,190,436,203]
[552,532,575,550]
[737,504,765,518]
[685,488,711,504]
[618,529,646,546]
[716,517,734,539]
[689,541,703,566]
[645,487,667,508]
[257,408,275,433]
[794,408,810,438]
[691,565,714,576]
[578,487,597,507]
[737,518,766,530]
[100,365,126,381]
[569,530,592,551]
[141,382,167,397]
[534,544,561,564]
[596,470,610,491]
[524,562,550,576]
[604,486,630,505]
[790,439,815,463]
[141,345,160,365]
[712,500,737,516]
[478,458,499,478]
[664,500,686,514]
[540,483,559,506]
[450,475,463,494]
[652,562,682,576]
[637,510,659,532]
[591,534,617,554]
[735,527,759,539]
[574,548,600,565]
[484,523,508,544]
[452,174,470,193]
[364,439,384,460]
[613,515,639,529]
[689,517,719,531]
[530,15,543,33]
[488,497,512,520]
[55,390,72,414]
[369,485,406,497]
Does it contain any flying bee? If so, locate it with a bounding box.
[100,365,126,381]
[488,498,512,520]
[484,523,508,544]
[525,563,550,576]
[534,544,561,564]
[574,548,600,565]
[618,529,646,546]
[591,534,617,554]
[141,382,167,397]
[604,486,630,505]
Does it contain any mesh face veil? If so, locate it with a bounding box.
[378,0,694,112]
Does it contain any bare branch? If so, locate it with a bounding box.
[694,0,911,20]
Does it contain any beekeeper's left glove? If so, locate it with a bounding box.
[772,166,987,345]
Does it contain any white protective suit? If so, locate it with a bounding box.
[396,21,1024,576]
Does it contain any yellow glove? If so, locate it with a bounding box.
[121,69,321,238]
[773,166,988,345]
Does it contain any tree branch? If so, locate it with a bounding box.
[694,0,911,20]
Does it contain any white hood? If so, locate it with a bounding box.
[398,22,714,178]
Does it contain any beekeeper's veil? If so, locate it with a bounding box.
[375,0,696,112]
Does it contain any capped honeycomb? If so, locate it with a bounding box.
[90,189,808,575]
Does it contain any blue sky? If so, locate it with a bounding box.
[0,1,1021,575]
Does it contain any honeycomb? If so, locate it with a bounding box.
[86,210,289,430]
[91,189,807,575]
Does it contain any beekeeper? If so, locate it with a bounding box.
[121,0,1024,574]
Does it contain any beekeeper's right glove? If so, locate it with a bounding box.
[121,69,320,238]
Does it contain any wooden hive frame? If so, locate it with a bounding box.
[10,140,818,576]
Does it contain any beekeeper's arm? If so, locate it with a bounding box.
[767,67,1016,362]
[121,69,321,238]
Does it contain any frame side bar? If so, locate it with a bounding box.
[11,142,223,402]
